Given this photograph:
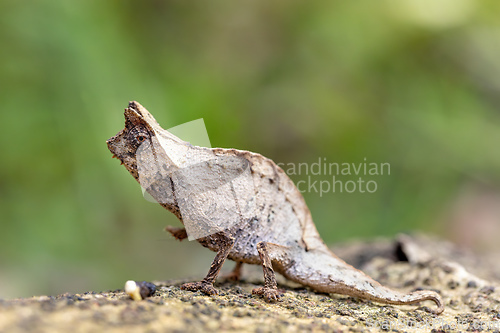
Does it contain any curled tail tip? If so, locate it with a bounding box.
[429,296,445,315]
[411,290,444,315]
[430,304,445,315]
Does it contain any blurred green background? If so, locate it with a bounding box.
[1,0,500,299]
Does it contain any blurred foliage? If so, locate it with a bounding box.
[1,0,500,298]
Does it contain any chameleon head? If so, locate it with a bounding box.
[106,101,155,180]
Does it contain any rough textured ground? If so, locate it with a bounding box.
[1,234,500,333]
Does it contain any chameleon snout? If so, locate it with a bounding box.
[107,130,128,165]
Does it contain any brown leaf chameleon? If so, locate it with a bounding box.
[107,101,444,314]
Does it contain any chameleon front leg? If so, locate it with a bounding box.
[166,227,243,280]
[165,226,188,241]
[181,233,234,295]
[252,241,283,302]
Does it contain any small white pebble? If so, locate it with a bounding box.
[124,280,142,301]
[125,280,137,294]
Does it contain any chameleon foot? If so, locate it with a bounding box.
[252,287,283,302]
[181,281,218,296]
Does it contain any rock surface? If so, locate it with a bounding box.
[2,235,500,332]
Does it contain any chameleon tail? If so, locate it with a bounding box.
[326,282,444,315]
[281,247,444,314]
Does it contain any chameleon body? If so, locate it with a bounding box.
[107,101,444,314]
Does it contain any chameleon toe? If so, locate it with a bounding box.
[181,281,219,296]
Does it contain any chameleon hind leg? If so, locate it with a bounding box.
[252,241,284,302]
[181,232,234,295]
[223,261,243,281]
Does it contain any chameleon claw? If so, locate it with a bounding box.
[181,281,218,296]
[252,287,283,302]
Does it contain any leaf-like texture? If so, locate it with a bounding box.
[137,137,255,240]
